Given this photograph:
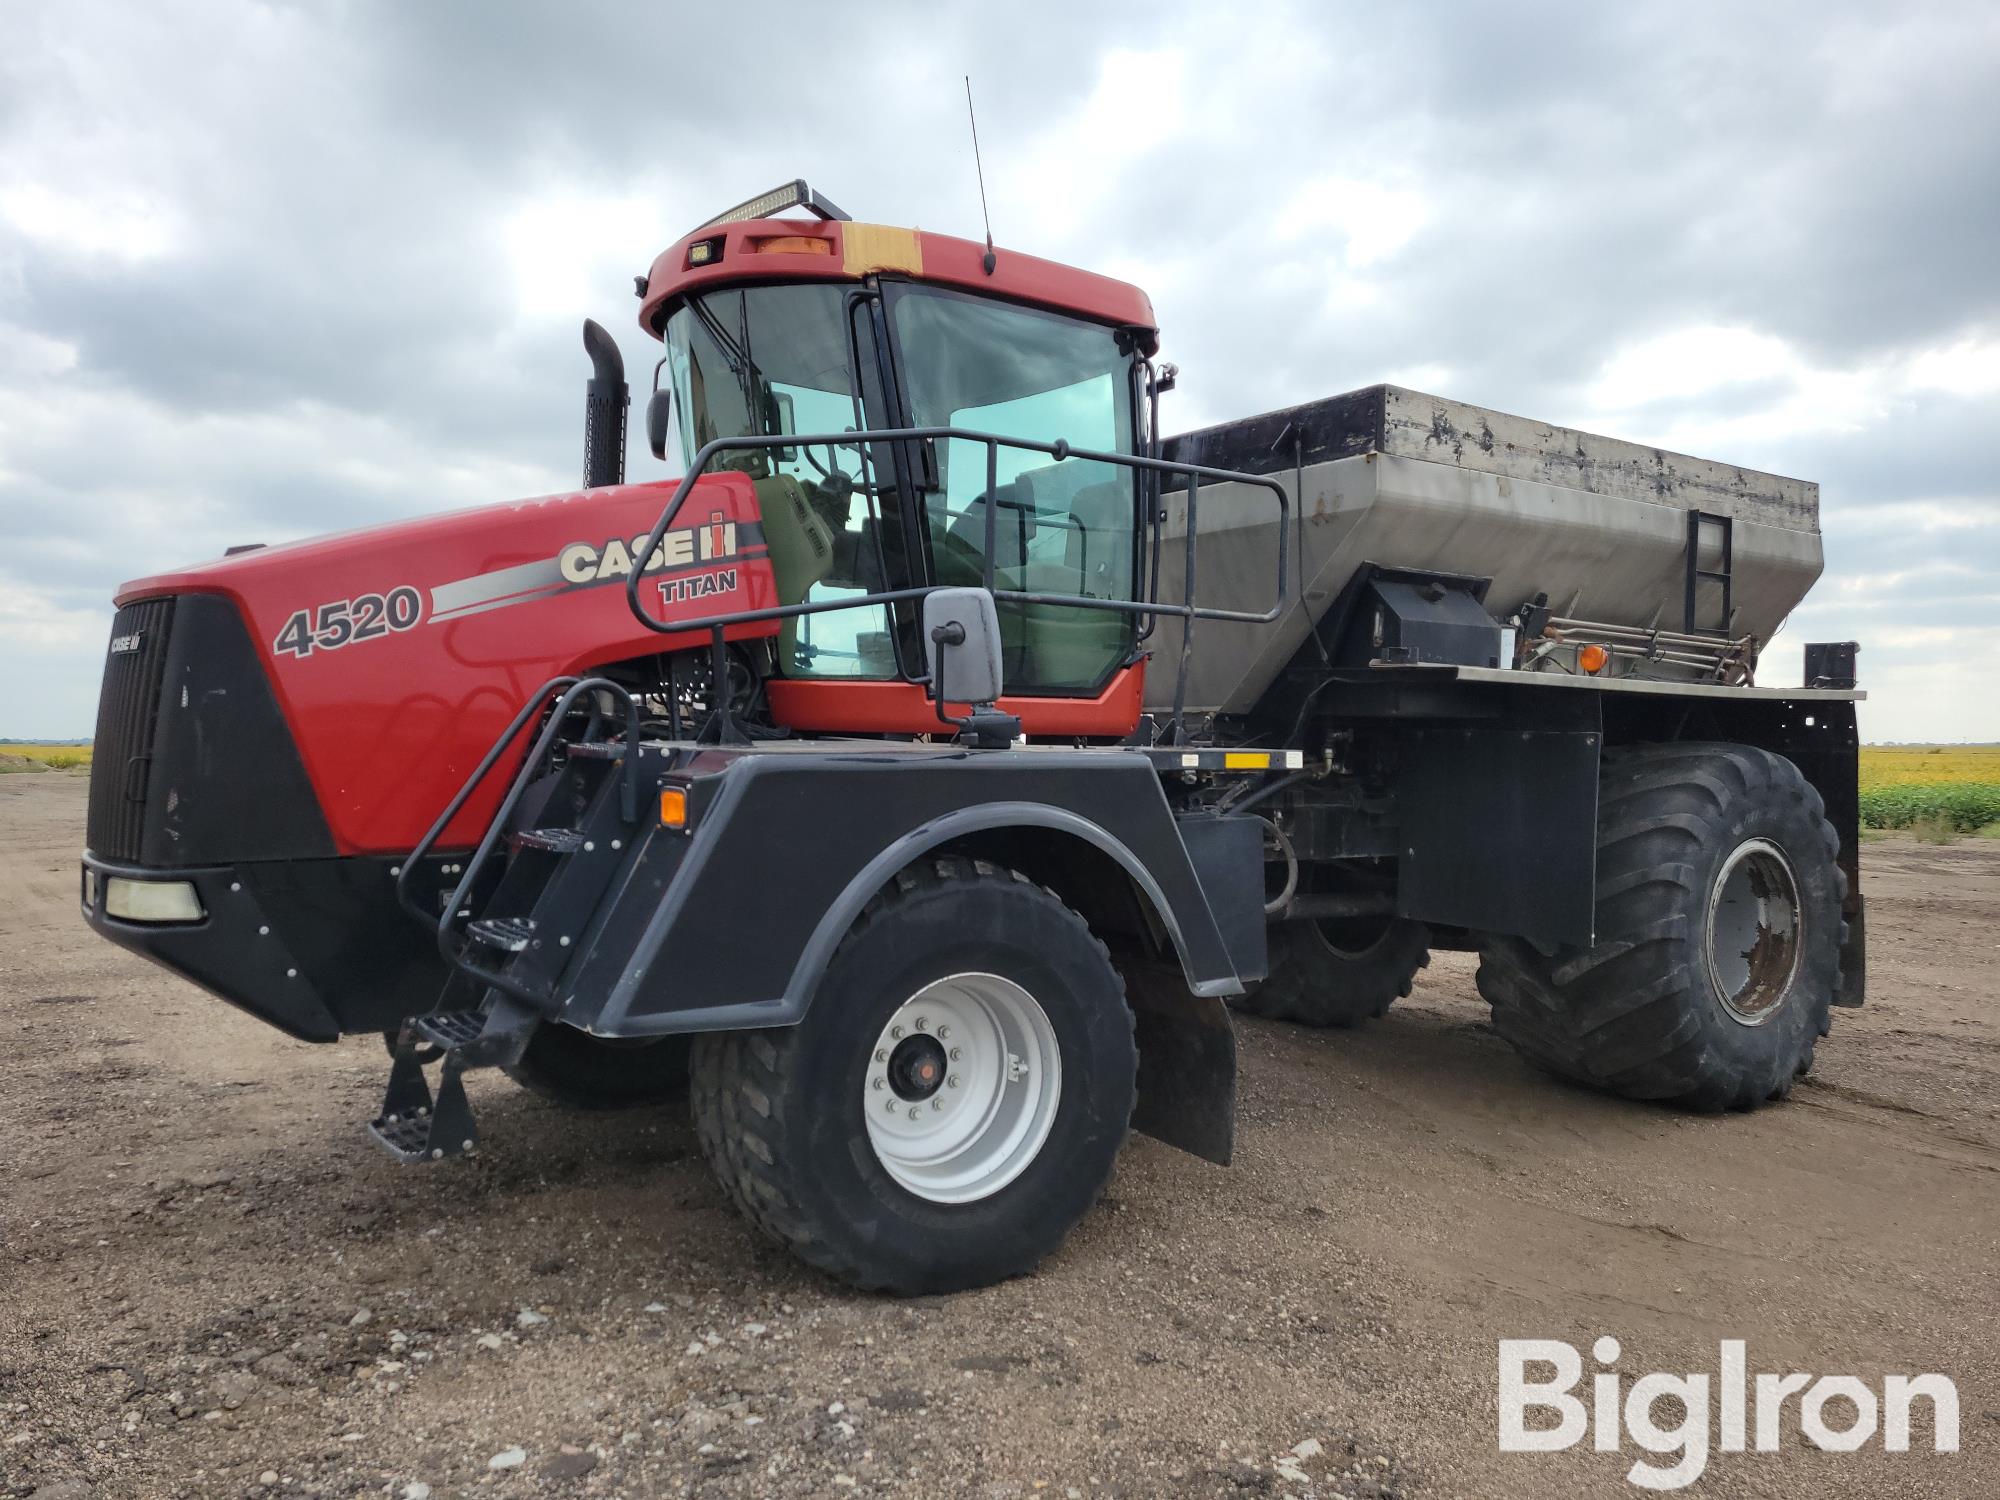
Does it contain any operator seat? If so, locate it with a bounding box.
[1058,480,1132,596]
[949,475,1037,572]
[1009,479,1132,688]
[942,474,1134,690]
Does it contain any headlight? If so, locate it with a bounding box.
[103,877,205,923]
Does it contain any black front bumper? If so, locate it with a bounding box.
[80,591,460,1042]
[81,852,453,1042]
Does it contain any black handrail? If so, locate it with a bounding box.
[394,675,642,1006]
[620,426,1291,736]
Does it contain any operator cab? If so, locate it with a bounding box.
[637,181,1162,704]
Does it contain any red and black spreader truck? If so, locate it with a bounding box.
[82,181,1865,1293]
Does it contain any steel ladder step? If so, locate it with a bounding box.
[367,1063,479,1164]
[465,915,536,954]
[368,1107,442,1162]
[412,1008,486,1050]
[368,1021,483,1164]
[511,827,585,854]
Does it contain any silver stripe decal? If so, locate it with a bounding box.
[428,586,569,624]
[429,558,566,619]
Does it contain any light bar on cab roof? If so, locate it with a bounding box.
[698,179,852,230]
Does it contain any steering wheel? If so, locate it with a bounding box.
[802,445,889,506]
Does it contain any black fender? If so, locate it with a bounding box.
[782,800,1248,1010]
[570,747,1249,1039]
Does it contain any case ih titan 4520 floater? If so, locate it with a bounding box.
[83,181,1864,1293]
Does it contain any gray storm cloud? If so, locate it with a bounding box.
[2,0,1996,738]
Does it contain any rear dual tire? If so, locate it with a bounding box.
[1234,914,1431,1028]
[503,1026,692,1110]
[691,857,1136,1294]
[1478,743,1844,1112]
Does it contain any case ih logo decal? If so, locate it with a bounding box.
[423,513,765,626]
[557,514,742,584]
[109,632,144,655]
[269,514,767,660]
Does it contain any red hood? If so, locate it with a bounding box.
[117,473,779,854]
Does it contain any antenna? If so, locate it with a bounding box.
[965,76,997,275]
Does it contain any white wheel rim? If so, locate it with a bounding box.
[1706,837,1804,1026]
[861,972,1062,1204]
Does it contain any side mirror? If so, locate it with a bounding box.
[923,588,1005,707]
[766,390,798,462]
[646,389,674,462]
[923,588,1018,747]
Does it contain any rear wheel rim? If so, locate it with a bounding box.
[1706,838,1803,1026]
[862,973,1061,1205]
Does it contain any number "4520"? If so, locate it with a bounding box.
[272,587,424,658]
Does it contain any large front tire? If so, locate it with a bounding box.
[1477,743,1843,1112]
[691,857,1137,1294]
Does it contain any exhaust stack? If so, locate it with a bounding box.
[582,319,629,489]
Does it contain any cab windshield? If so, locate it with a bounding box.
[663,283,900,678]
[664,282,868,467]
[663,279,1141,692]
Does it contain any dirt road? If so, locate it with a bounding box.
[4,773,1996,1498]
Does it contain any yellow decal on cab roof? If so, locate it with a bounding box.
[843,224,923,278]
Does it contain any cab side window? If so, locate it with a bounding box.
[889,287,1138,693]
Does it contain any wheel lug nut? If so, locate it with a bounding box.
[884,1100,898,1113]
[947,1074,959,1089]
[874,1049,887,1063]
[913,1016,928,1031]
[890,1025,905,1039]
[949,1048,962,1061]
[871,1077,885,1090]
[907,1106,920,1120]
[931,1098,944,1111]
[937,1025,951,1039]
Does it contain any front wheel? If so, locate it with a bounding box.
[691,856,1136,1293]
[1477,743,1844,1111]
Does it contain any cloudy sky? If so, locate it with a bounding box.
[3,0,1996,741]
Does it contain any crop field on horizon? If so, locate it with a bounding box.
[0,743,92,771]
[3,741,1997,833]
[1858,744,2000,834]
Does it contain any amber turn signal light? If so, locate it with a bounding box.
[1578,643,1610,674]
[659,787,688,828]
[748,235,833,255]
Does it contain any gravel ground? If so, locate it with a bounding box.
[3,773,1997,1498]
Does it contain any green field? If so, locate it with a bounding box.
[1858,744,2000,837]
[3,741,1996,837]
[0,743,93,772]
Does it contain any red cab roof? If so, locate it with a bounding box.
[636,218,1158,354]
